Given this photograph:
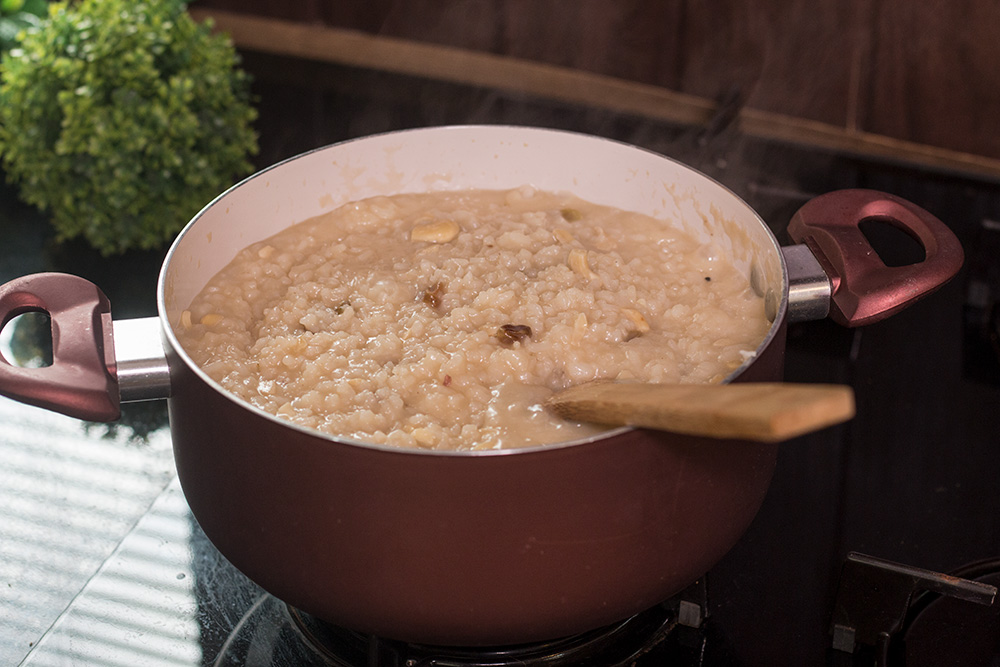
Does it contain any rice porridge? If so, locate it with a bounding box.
[176,187,771,450]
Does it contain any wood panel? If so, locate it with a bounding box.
[495,1,685,91]
[863,0,1000,159]
[190,0,324,23]
[192,0,686,86]
[196,0,859,131]
[189,0,1000,175]
[676,0,862,128]
[188,9,716,128]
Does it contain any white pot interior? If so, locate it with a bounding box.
[160,125,785,353]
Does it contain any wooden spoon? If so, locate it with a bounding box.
[546,381,855,442]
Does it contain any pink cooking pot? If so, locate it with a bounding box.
[0,126,963,645]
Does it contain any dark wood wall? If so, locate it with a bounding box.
[192,0,1000,164]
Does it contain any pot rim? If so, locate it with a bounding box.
[156,124,790,458]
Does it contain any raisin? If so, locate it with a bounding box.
[496,324,532,346]
[422,282,445,309]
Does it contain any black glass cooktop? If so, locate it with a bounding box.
[3,55,1000,666]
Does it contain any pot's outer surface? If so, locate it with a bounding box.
[167,348,782,645]
[0,126,961,645]
[159,126,790,644]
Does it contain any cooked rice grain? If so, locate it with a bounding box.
[177,188,769,450]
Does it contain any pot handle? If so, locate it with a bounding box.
[787,189,964,327]
[0,272,120,421]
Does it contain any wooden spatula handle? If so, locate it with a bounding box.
[546,382,855,442]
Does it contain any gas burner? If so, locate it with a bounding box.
[289,602,682,667]
[214,582,710,666]
[829,553,999,667]
[900,558,1000,667]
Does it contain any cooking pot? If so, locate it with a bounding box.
[0,126,963,645]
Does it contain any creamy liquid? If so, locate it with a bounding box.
[176,187,770,450]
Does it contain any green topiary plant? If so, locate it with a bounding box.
[0,0,47,55]
[0,0,258,254]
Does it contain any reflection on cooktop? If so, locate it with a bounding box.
[23,479,719,667]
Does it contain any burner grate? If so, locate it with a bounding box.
[212,581,710,666]
[829,552,998,667]
[288,600,684,667]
